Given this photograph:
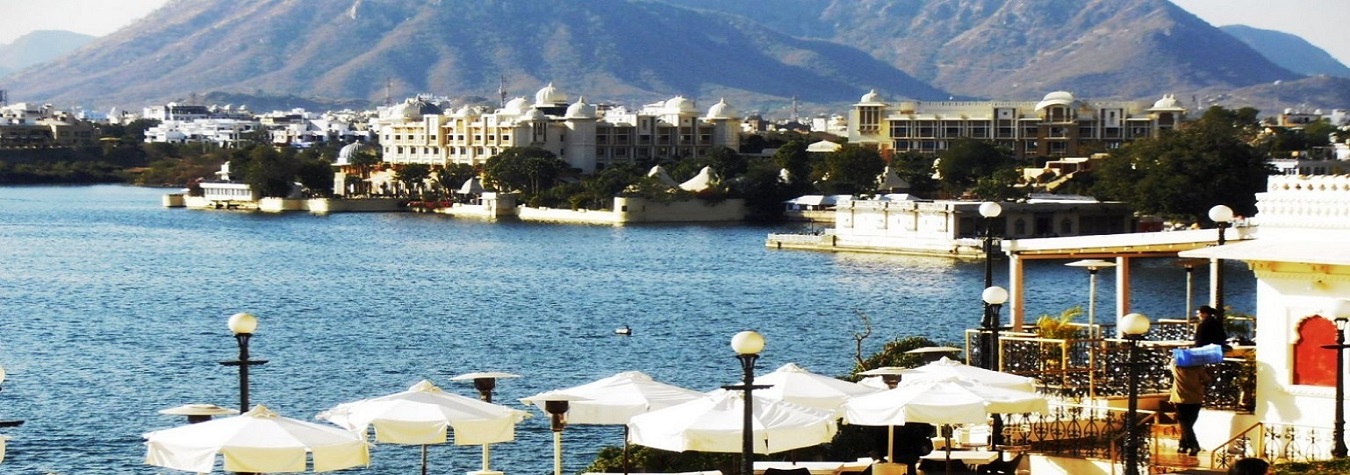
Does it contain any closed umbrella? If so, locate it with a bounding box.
[318,379,529,475]
[753,363,880,415]
[521,371,703,474]
[628,390,838,455]
[144,404,370,474]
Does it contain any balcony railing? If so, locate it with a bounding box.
[965,320,1256,412]
[998,402,1154,474]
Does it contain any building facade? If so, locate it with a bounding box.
[847,90,1187,159]
[377,84,743,174]
[0,102,99,148]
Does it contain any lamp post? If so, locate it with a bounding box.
[452,372,521,475]
[1066,259,1117,339]
[1321,300,1350,458]
[544,399,571,475]
[220,312,267,413]
[727,331,768,475]
[983,285,1009,447]
[1208,205,1234,318]
[979,201,1003,290]
[1119,313,1151,475]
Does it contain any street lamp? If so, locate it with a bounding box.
[1120,313,1151,475]
[1321,299,1350,458]
[1067,259,1117,339]
[220,312,267,413]
[979,201,1003,290]
[452,371,521,475]
[1208,205,1234,318]
[983,285,1009,447]
[727,331,768,475]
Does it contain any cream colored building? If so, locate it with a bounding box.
[847,90,1187,159]
[377,84,742,174]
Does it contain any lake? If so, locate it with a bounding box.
[0,185,1254,474]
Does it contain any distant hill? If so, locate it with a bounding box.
[0,30,95,78]
[0,0,946,112]
[661,0,1302,101]
[1220,25,1350,79]
[2,0,1344,114]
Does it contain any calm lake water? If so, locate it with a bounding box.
[0,185,1254,474]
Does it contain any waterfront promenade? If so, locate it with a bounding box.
[0,185,1256,473]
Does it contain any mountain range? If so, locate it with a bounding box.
[1,0,1346,115]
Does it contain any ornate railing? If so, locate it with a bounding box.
[999,402,1153,474]
[967,323,1257,412]
[1210,422,1337,470]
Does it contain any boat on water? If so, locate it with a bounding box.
[614,325,632,335]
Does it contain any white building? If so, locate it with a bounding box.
[1181,175,1350,461]
[377,84,743,174]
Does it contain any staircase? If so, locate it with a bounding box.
[1150,403,1215,473]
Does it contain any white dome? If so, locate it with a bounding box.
[859,89,884,104]
[336,142,365,165]
[453,105,481,118]
[534,82,569,106]
[502,97,529,115]
[706,98,738,119]
[391,98,443,120]
[665,96,696,114]
[524,108,548,122]
[565,97,597,119]
[1034,91,1075,111]
[1150,94,1184,111]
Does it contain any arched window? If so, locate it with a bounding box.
[1293,315,1337,387]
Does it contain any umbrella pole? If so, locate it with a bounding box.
[623,426,631,475]
[887,425,895,464]
[554,430,564,475]
[422,444,429,475]
[482,443,492,471]
[943,425,953,475]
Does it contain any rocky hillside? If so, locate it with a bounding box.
[3,0,1342,113]
[0,0,945,111]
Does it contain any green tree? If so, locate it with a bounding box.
[1092,106,1273,220]
[294,157,335,197]
[234,145,298,198]
[817,144,885,195]
[890,151,940,197]
[772,138,815,193]
[936,139,1014,196]
[483,147,569,196]
[436,163,478,195]
[395,163,431,197]
[970,168,1025,201]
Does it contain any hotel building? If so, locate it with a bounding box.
[377,84,742,174]
[847,90,1188,159]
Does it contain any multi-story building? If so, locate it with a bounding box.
[0,102,99,148]
[377,84,743,174]
[847,90,1187,160]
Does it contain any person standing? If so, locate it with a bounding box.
[1171,363,1211,456]
[1194,305,1228,348]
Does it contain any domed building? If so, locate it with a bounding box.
[375,85,745,175]
[847,90,1190,160]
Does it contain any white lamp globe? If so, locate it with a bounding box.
[730,331,765,355]
[228,312,258,335]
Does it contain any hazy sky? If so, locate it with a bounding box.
[1,0,1348,67]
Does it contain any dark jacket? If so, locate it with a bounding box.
[1194,315,1228,348]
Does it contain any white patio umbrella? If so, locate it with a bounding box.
[899,356,1038,391]
[521,371,703,475]
[753,363,880,415]
[143,404,370,474]
[842,378,1047,475]
[317,379,529,475]
[628,390,838,455]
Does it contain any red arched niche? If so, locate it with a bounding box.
[1294,315,1337,387]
